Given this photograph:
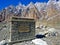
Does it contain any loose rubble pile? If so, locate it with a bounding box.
[32,39,48,45]
[36,25,58,37]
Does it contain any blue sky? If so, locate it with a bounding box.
[0,0,48,10]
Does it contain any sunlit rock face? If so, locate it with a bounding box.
[47,0,58,17]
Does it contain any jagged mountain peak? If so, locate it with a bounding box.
[35,2,47,11]
[28,2,34,6]
[16,3,25,10]
[26,2,35,8]
[47,0,56,5]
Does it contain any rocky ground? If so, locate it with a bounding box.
[12,28,60,45]
[0,22,60,45]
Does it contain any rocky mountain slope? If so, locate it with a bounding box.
[0,0,60,28]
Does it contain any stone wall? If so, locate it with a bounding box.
[10,18,35,42]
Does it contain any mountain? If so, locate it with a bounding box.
[0,0,60,28]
